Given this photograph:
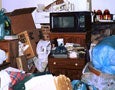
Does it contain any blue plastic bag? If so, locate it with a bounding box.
[92,35,115,74]
[71,80,87,90]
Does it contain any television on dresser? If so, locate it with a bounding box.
[50,11,91,32]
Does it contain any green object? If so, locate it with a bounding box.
[0,8,11,39]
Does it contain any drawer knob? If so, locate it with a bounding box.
[53,62,56,65]
[75,63,78,66]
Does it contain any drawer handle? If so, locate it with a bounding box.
[53,62,56,65]
[75,63,78,66]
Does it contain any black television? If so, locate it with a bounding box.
[50,11,91,32]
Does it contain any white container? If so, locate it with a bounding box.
[113,14,115,21]
[57,38,64,46]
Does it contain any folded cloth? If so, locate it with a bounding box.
[6,71,27,90]
[4,67,28,90]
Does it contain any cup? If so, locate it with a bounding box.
[57,38,64,46]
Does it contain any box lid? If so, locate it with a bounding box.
[6,7,36,34]
[10,7,36,16]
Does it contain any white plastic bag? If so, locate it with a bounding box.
[0,49,7,64]
[34,40,51,72]
[81,62,115,90]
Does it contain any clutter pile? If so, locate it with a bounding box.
[81,36,115,90]
[0,7,40,73]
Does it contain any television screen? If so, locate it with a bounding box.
[52,16,74,28]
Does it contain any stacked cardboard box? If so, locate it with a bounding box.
[6,7,40,59]
[6,7,40,72]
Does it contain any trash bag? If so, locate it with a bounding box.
[0,8,11,39]
[34,40,51,72]
[71,80,87,90]
[81,62,115,90]
[92,35,115,74]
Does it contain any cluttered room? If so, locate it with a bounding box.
[0,0,115,90]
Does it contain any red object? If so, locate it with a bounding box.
[103,9,111,20]
[97,10,102,15]
[6,71,28,90]
[103,9,110,15]
[96,10,103,20]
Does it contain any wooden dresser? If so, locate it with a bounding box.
[49,32,91,49]
[48,57,86,80]
[48,32,90,80]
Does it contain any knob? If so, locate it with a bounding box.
[53,62,56,65]
[75,63,78,66]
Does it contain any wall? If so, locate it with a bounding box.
[92,0,115,14]
[2,0,115,13]
[0,0,2,9]
[1,0,115,29]
[2,0,54,12]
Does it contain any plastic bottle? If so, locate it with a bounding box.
[93,10,97,23]
[0,23,5,39]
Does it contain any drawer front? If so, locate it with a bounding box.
[49,68,82,80]
[48,58,86,80]
[48,58,86,69]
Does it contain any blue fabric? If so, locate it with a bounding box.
[71,80,87,90]
[92,35,115,74]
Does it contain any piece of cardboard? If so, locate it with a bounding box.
[18,30,38,59]
[6,7,36,34]
[16,55,29,72]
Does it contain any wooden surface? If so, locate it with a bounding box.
[0,40,18,68]
[48,57,86,80]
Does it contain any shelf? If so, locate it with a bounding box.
[92,21,115,25]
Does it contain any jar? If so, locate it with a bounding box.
[96,10,103,21]
[103,9,111,20]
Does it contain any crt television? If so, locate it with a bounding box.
[50,11,91,32]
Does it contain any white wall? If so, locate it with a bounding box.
[2,0,115,14]
[2,0,115,28]
[2,0,54,12]
[0,0,2,9]
[92,0,115,14]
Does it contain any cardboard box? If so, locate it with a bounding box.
[6,7,36,34]
[18,30,38,59]
[5,7,40,59]
[16,55,29,72]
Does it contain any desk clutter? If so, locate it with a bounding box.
[51,39,86,59]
